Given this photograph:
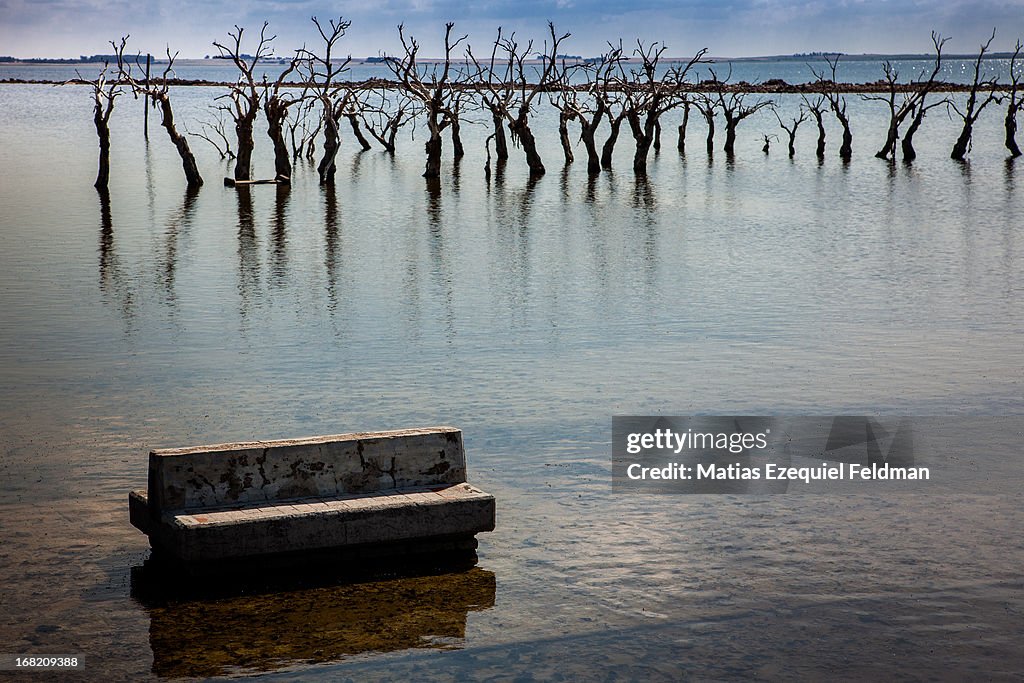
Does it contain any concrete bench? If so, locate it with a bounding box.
[129,426,495,567]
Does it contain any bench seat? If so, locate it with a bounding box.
[130,483,494,562]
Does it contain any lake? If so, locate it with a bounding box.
[0,59,1022,680]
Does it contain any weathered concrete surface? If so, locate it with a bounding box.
[133,483,495,562]
[130,427,495,564]
[147,426,467,514]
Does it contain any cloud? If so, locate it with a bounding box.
[1,0,1022,58]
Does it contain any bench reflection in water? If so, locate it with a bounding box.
[130,558,496,678]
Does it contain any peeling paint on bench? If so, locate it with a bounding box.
[129,427,495,566]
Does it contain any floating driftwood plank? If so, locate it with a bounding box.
[223,175,289,187]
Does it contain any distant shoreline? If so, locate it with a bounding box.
[0,76,1012,94]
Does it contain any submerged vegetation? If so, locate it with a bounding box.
[54,18,1024,190]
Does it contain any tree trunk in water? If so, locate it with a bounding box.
[318,112,340,184]
[266,104,292,180]
[558,112,574,164]
[723,121,737,156]
[382,122,399,155]
[304,120,321,161]
[786,131,796,157]
[951,122,972,160]
[490,107,508,161]
[580,125,600,175]
[290,124,300,161]
[347,114,372,151]
[601,116,623,170]
[876,120,898,160]
[677,102,689,153]
[154,94,203,188]
[510,107,545,176]
[653,120,661,152]
[234,114,255,181]
[1005,106,1022,157]
[902,109,925,161]
[516,122,545,177]
[629,113,656,175]
[633,137,653,174]
[451,117,465,159]
[838,118,852,160]
[423,135,443,178]
[580,100,605,175]
[93,108,111,190]
[814,115,826,159]
[705,115,715,155]
[423,112,443,178]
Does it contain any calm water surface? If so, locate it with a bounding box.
[0,72,1022,680]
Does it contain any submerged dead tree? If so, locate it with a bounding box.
[472,23,570,177]
[900,98,943,162]
[547,56,583,165]
[949,30,1001,161]
[214,23,274,181]
[558,111,576,165]
[774,106,807,157]
[299,16,352,184]
[899,35,950,162]
[65,36,127,189]
[186,108,236,159]
[694,94,717,155]
[600,88,629,169]
[617,42,706,173]
[89,62,120,190]
[468,31,516,163]
[338,90,373,151]
[677,97,692,153]
[509,24,569,176]
[556,48,621,174]
[864,33,947,161]
[812,56,853,160]
[1004,41,1023,158]
[386,22,466,178]
[287,96,319,161]
[720,92,773,156]
[122,45,203,188]
[710,69,773,156]
[447,83,475,161]
[591,42,633,170]
[863,62,917,160]
[800,94,827,158]
[262,52,302,180]
[358,88,414,154]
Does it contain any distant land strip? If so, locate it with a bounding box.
[0,77,1012,94]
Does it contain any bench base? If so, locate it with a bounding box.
[139,535,481,580]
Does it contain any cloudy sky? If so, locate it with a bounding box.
[2,0,1023,59]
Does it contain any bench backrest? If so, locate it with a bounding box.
[147,426,466,514]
